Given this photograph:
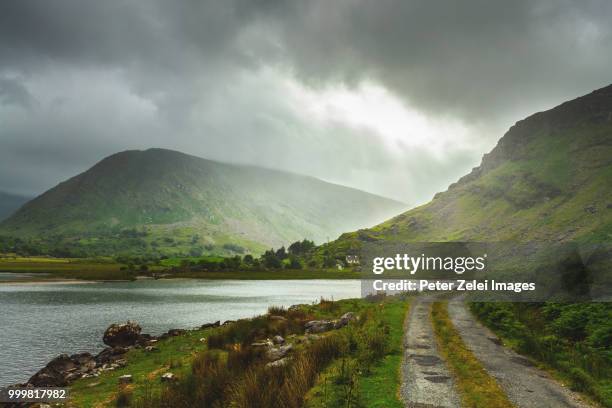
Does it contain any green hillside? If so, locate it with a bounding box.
[316,85,612,405]
[323,84,612,258]
[0,149,405,257]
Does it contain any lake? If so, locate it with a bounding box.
[0,277,361,386]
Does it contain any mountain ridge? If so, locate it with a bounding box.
[0,148,406,256]
[323,84,612,258]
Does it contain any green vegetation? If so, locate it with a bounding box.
[0,256,131,281]
[0,148,404,257]
[305,295,409,408]
[316,88,612,261]
[432,301,515,408]
[0,238,362,280]
[68,327,213,407]
[67,296,410,408]
[471,302,612,407]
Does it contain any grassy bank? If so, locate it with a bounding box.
[471,302,612,407]
[431,301,514,408]
[0,256,129,281]
[66,295,409,407]
[305,296,410,407]
[0,256,359,281]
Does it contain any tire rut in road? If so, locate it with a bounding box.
[401,296,461,408]
[447,298,595,408]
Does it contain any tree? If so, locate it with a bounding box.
[275,246,288,260]
[288,256,302,269]
[263,249,282,269]
[288,239,315,256]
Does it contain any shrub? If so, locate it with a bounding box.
[115,387,132,407]
[268,305,287,316]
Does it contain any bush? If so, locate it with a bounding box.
[115,387,132,407]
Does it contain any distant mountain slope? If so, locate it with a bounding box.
[325,84,612,257]
[0,149,405,256]
[0,192,30,221]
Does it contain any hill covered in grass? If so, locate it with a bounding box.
[0,149,405,257]
[322,84,612,259]
[315,84,612,406]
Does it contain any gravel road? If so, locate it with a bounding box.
[447,297,595,408]
[401,296,461,408]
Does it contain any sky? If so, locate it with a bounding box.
[1,1,611,204]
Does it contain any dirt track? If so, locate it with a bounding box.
[447,298,595,408]
[401,296,461,408]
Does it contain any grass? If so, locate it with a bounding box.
[470,302,612,407]
[0,256,360,281]
[172,268,360,280]
[431,301,515,408]
[0,256,130,281]
[66,296,410,407]
[305,295,410,408]
[68,327,214,407]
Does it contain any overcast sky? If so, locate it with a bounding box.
[1,0,611,204]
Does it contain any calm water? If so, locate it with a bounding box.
[0,277,360,386]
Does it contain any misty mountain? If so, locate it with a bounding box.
[326,84,612,255]
[0,191,31,222]
[0,149,405,256]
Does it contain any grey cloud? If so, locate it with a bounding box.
[0,0,610,203]
[265,0,612,121]
[0,78,35,108]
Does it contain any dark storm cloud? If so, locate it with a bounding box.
[0,0,611,202]
[0,78,35,108]
[265,0,612,120]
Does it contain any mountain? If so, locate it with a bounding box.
[325,84,612,257]
[0,191,31,221]
[0,149,405,256]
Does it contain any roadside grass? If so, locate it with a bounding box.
[470,302,612,407]
[431,301,515,408]
[305,296,410,408]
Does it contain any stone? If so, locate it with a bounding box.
[266,357,291,368]
[305,320,335,333]
[272,335,285,345]
[251,340,273,348]
[96,346,128,365]
[200,321,221,330]
[118,374,133,384]
[28,352,96,387]
[103,321,142,347]
[166,329,186,337]
[161,372,177,382]
[340,312,357,324]
[144,346,159,352]
[267,344,293,361]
